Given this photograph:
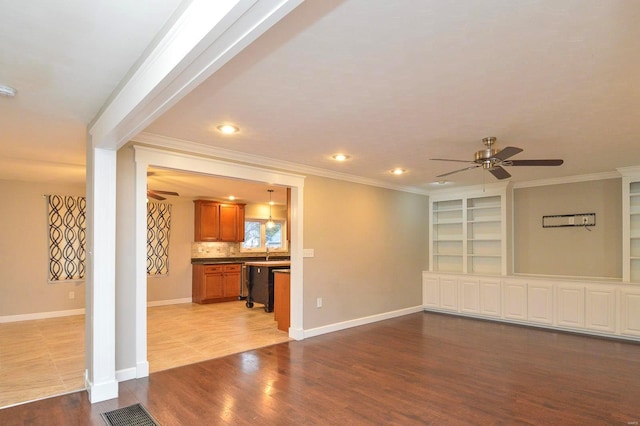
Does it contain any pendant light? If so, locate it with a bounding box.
[266,189,275,229]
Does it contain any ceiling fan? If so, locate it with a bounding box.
[147,171,179,200]
[431,137,563,180]
[147,189,179,201]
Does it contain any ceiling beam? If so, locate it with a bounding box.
[88,0,305,149]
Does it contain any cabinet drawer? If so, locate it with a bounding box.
[204,265,223,273]
[223,264,241,272]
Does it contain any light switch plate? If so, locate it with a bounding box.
[303,248,315,258]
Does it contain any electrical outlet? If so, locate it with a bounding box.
[582,216,589,225]
[316,297,322,308]
[69,291,75,299]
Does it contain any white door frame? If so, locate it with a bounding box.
[133,145,305,378]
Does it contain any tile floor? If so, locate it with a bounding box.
[0,301,289,408]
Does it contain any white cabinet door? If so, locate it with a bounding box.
[556,284,585,329]
[620,287,640,337]
[503,280,527,320]
[423,275,440,308]
[585,286,617,333]
[527,282,554,325]
[439,277,459,311]
[460,278,480,314]
[479,278,501,317]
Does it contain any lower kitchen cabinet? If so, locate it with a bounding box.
[192,263,241,304]
[273,270,290,332]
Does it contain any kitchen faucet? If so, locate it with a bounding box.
[266,246,270,261]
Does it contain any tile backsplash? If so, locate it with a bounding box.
[191,242,289,259]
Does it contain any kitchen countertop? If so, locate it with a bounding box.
[244,260,291,267]
[191,257,289,265]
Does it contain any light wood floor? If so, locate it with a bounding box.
[0,301,289,408]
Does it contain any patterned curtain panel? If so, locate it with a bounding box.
[147,203,172,276]
[47,195,86,282]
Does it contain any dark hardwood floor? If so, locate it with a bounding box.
[2,312,640,425]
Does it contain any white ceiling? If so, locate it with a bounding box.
[0,0,185,181]
[3,1,640,201]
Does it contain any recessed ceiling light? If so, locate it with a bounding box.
[0,85,17,97]
[332,153,350,161]
[228,195,236,201]
[431,180,449,185]
[391,168,406,175]
[216,124,239,134]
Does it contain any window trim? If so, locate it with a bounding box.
[240,218,287,252]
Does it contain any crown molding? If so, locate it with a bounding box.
[131,132,430,196]
[512,171,621,189]
[427,181,511,199]
[617,165,640,179]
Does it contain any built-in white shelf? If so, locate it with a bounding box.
[430,186,510,276]
[620,169,640,282]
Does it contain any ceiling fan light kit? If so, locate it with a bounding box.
[431,136,564,180]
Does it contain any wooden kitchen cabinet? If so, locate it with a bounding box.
[274,270,290,332]
[194,200,245,242]
[192,263,241,303]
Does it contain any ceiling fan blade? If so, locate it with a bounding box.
[489,166,511,180]
[147,191,166,201]
[437,164,481,178]
[493,146,523,161]
[509,159,564,166]
[150,190,180,196]
[430,158,474,163]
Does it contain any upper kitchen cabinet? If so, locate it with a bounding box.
[429,183,511,276]
[194,200,245,242]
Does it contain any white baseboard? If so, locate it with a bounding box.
[86,377,118,404]
[0,308,85,323]
[136,361,150,379]
[115,367,137,383]
[289,326,304,341]
[0,298,193,323]
[302,305,424,339]
[146,297,192,307]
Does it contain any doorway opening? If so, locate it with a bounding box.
[131,145,305,378]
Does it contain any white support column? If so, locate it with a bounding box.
[135,159,150,378]
[288,185,305,340]
[85,147,118,403]
[85,0,306,402]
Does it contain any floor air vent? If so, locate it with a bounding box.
[101,403,160,426]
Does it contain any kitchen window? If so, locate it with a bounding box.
[241,219,286,251]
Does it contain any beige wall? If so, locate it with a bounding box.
[0,180,86,316]
[302,175,429,329]
[513,178,622,278]
[245,203,287,221]
[146,197,194,302]
[2,173,626,319]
